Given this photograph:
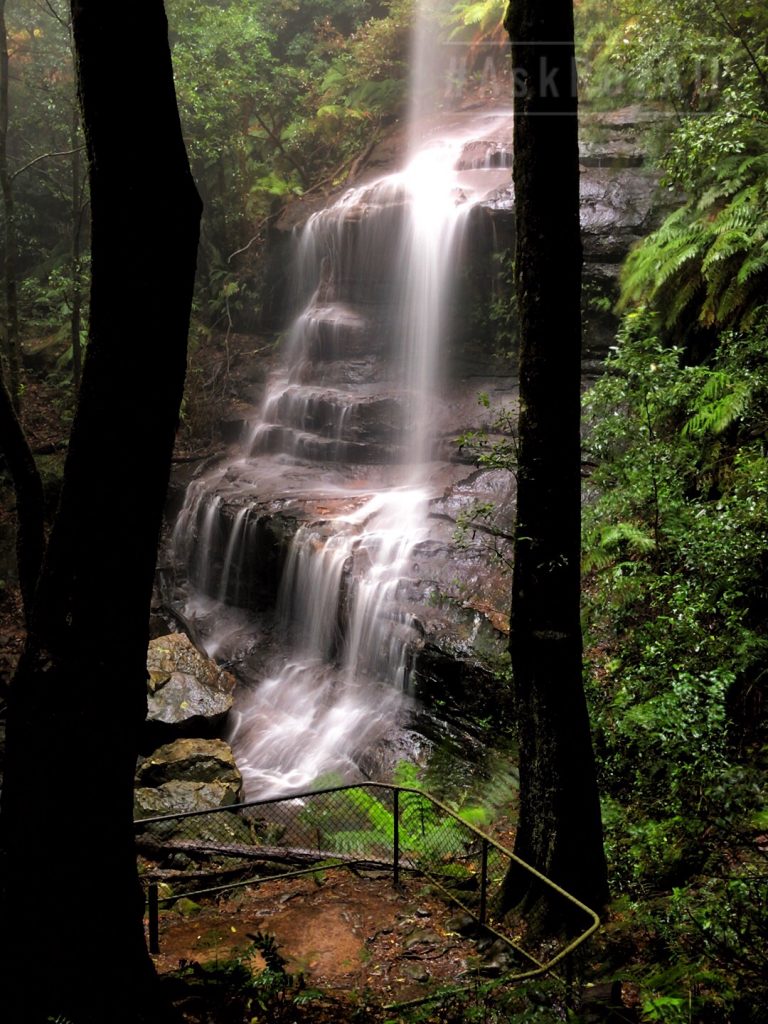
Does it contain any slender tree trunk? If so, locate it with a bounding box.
[70,100,83,387]
[0,0,22,408]
[501,0,608,925]
[70,100,83,389]
[0,368,44,623]
[0,3,202,1021]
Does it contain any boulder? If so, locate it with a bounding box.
[134,779,238,818]
[145,633,235,742]
[134,736,251,847]
[133,780,252,846]
[136,737,242,800]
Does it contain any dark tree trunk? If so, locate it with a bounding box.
[0,3,201,1022]
[70,100,84,390]
[0,0,22,407]
[0,370,44,623]
[501,1,608,924]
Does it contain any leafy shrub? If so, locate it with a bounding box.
[582,308,768,1021]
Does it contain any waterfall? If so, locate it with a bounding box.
[169,7,513,798]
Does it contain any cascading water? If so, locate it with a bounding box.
[169,12,513,798]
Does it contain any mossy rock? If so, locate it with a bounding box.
[134,780,253,848]
[136,737,242,801]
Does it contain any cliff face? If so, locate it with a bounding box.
[164,105,677,768]
[265,104,675,369]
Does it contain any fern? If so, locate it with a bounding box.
[449,0,504,36]
[343,786,395,840]
[737,247,768,287]
[326,829,389,854]
[683,372,752,436]
[620,153,768,335]
[583,522,656,572]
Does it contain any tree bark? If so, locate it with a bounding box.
[70,98,84,390]
[0,0,22,407]
[0,3,202,1021]
[0,370,44,624]
[501,0,608,925]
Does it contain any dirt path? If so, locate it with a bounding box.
[151,868,483,1005]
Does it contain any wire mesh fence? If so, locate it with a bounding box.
[134,782,599,977]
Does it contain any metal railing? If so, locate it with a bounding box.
[134,782,599,981]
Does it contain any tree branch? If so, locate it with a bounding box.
[708,0,768,103]
[11,144,86,181]
[227,213,273,263]
[251,111,310,187]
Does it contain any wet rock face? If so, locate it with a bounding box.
[183,500,302,609]
[456,139,513,170]
[266,105,675,369]
[480,165,666,359]
[580,169,665,260]
[162,107,679,785]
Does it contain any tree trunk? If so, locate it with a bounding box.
[0,3,202,1021]
[0,370,44,624]
[0,0,22,408]
[501,0,608,925]
[70,99,84,390]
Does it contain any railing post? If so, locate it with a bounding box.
[393,788,400,888]
[479,839,489,925]
[148,882,160,955]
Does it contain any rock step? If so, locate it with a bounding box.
[252,424,400,465]
[290,304,387,361]
[455,139,513,170]
[261,384,405,443]
[289,355,393,387]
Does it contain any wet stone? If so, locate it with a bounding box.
[446,911,479,936]
[404,927,442,949]
[402,962,431,983]
[144,634,236,745]
[136,737,242,801]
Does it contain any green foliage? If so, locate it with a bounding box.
[602,866,768,1024]
[302,765,498,866]
[20,257,90,342]
[448,0,505,41]
[456,400,516,475]
[467,249,517,369]
[399,975,567,1024]
[165,0,410,319]
[4,1,89,352]
[583,307,768,1020]
[620,155,768,335]
[574,0,768,119]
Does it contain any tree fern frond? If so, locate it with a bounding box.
[683,372,752,436]
[736,248,768,286]
[700,239,749,275]
[661,275,703,331]
[620,151,768,333]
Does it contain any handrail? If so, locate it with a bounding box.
[134,780,600,981]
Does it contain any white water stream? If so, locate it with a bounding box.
[170,14,513,798]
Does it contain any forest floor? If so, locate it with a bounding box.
[147,864,607,1024]
[151,869,486,1006]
